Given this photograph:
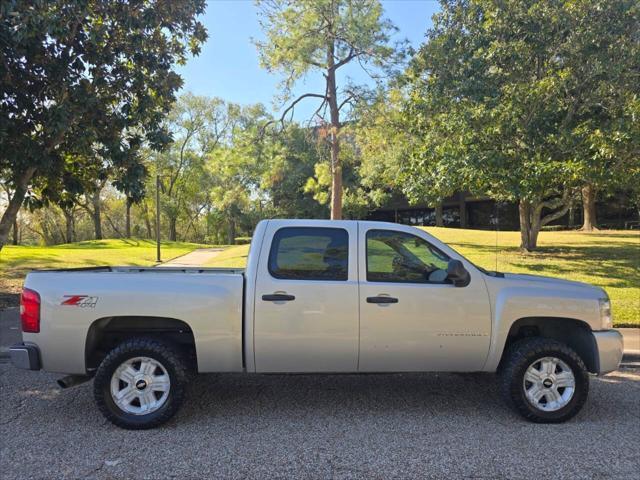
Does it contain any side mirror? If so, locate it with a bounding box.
[447,259,470,287]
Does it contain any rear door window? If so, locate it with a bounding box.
[268,227,349,281]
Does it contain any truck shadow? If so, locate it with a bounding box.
[8,367,638,429]
[175,370,640,427]
[3,367,638,435]
[180,372,514,424]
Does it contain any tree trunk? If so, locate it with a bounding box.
[205,205,211,238]
[63,208,75,243]
[91,191,103,240]
[519,195,571,252]
[168,216,177,242]
[459,198,467,228]
[12,218,18,245]
[125,198,131,238]
[142,202,153,239]
[0,166,36,251]
[581,184,598,231]
[227,218,236,245]
[435,204,444,227]
[519,200,539,252]
[568,205,575,228]
[329,130,342,220]
[519,200,532,251]
[327,44,342,220]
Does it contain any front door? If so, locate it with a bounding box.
[254,221,359,372]
[358,223,492,372]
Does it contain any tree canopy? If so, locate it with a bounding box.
[4,0,638,252]
[397,0,640,250]
[0,0,207,250]
[255,0,401,220]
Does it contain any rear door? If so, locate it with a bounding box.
[253,221,359,372]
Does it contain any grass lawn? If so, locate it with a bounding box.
[204,243,252,268]
[2,230,637,326]
[0,239,203,304]
[204,228,639,327]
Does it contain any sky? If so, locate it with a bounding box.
[177,0,441,120]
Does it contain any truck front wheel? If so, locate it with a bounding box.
[93,337,188,429]
[499,338,589,423]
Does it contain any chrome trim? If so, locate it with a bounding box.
[523,356,576,412]
[110,356,171,415]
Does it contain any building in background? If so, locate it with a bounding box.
[367,192,638,230]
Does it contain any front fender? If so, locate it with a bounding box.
[483,285,601,371]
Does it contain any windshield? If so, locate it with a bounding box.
[437,240,504,278]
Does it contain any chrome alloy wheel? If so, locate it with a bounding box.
[110,356,171,415]
[523,356,575,412]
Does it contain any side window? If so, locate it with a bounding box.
[268,227,349,281]
[366,229,450,283]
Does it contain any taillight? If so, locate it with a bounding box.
[20,288,40,333]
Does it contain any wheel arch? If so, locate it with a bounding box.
[85,316,198,372]
[498,317,598,373]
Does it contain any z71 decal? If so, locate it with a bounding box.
[61,295,99,308]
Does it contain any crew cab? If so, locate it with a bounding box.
[11,219,623,429]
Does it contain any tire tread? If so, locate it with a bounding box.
[93,337,188,430]
[499,337,589,423]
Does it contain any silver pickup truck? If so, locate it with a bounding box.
[11,219,623,429]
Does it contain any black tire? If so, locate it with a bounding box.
[499,337,589,423]
[94,337,188,430]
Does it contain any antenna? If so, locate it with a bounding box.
[495,201,499,272]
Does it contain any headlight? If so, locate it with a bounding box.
[599,297,613,330]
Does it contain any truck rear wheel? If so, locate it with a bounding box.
[499,337,589,423]
[93,337,188,429]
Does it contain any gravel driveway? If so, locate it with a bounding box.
[1,362,638,480]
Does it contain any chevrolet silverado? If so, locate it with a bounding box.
[11,219,623,429]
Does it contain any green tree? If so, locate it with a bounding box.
[254,0,400,220]
[355,88,418,216]
[404,0,639,250]
[259,125,328,219]
[0,0,207,250]
[550,0,639,230]
[154,94,235,241]
[303,123,371,218]
[207,104,272,243]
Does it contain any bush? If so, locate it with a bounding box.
[234,237,252,245]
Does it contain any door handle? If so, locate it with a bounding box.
[366,296,398,304]
[262,294,296,302]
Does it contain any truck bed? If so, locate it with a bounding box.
[23,266,245,374]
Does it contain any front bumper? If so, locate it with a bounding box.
[593,330,623,374]
[9,343,41,370]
